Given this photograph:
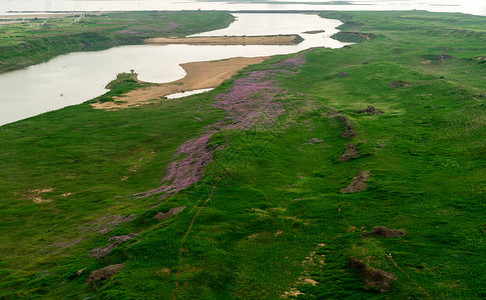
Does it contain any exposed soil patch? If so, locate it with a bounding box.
[145,35,301,45]
[339,143,359,162]
[91,56,268,110]
[303,138,324,146]
[24,188,54,203]
[338,72,350,77]
[335,115,357,138]
[355,106,383,114]
[363,226,405,238]
[159,268,172,275]
[341,171,370,193]
[282,289,304,298]
[282,244,326,297]
[154,206,186,221]
[389,81,409,88]
[87,263,124,284]
[91,234,136,258]
[348,257,396,292]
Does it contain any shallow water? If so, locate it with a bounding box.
[166,88,215,99]
[0,13,349,126]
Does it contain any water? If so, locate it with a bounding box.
[166,88,214,99]
[0,0,485,16]
[0,13,350,126]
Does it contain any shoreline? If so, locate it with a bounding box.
[91,56,269,110]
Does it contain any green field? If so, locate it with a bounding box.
[0,10,485,299]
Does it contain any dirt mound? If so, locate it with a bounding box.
[335,115,357,138]
[356,106,383,114]
[348,257,396,292]
[389,81,409,88]
[87,263,124,284]
[339,143,359,162]
[154,206,186,221]
[341,171,370,193]
[349,257,367,270]
[91,234,136,258]
[363,226,405,238]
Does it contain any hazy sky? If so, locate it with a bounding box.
[0,0,485,16]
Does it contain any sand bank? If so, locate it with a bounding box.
[91,56,268,110]
[144,35,301,45]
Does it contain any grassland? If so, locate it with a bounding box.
[0,11,234,73]
[0,10,485,299]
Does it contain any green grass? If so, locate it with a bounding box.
[0,11,234,73]
[91,72,155,103]
[0,10,485,299]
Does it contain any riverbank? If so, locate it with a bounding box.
[91,56,269,110]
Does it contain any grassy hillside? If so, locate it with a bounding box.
[0,10,485,299]
[0,11,234,73]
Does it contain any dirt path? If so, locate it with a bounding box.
[91,56,269,110]
[173,180,220,300]
[145,35,300,45]
[389,257,434,299]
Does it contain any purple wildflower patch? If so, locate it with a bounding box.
[135,58,305,200]
[134,132,216,199]
[89,214,136,235]
[275,57,306,68]
[117,30,140,35]
[156,22,180,32]
[214,70,285,130]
